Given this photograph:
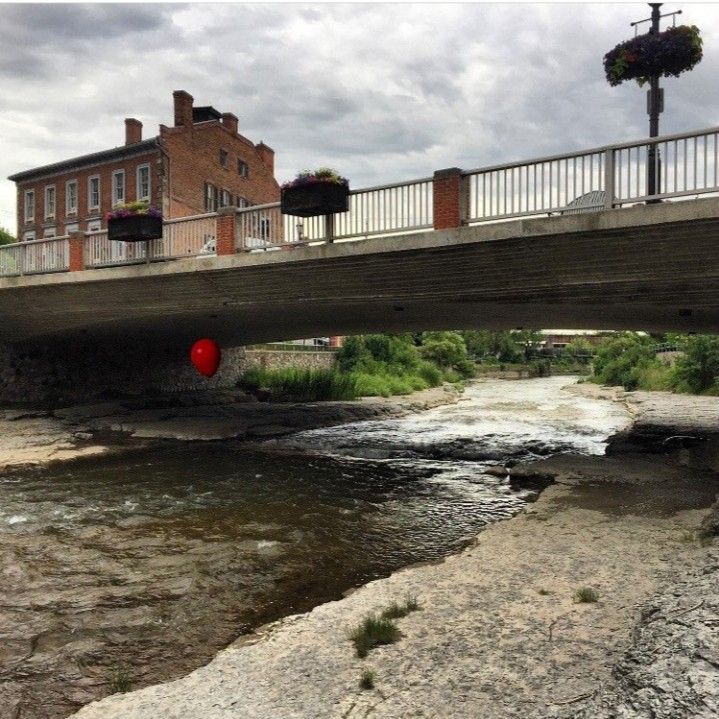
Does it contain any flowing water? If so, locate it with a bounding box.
[0,377,629,719]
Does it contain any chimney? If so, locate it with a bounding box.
[125,118,142,145]
[256,142,275,175]
[173,90,194,128]
[221,112,238,134]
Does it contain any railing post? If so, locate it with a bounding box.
[68,231,86,271]
[604,149,615,210]
[216,207,236,255]
[433,167,467,230]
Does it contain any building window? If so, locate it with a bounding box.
[43,227,56,238]
[65,222,79,235]
[236,196,251,208]
[204,182,217,212]
[219,149,228,169]
[136,164,150,201]
[219,189,231,208]
[23,230,35,242]
[87,220,101,233]
[24,190,35,222]
[44,186,56,219]
[88,176,100,210]
[66,180,78,215]
[238,160,249,178]
[112,170,125,206]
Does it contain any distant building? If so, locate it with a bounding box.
[541,330,612,351]
[8,90,279,240]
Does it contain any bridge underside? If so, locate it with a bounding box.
[3,198,719,346]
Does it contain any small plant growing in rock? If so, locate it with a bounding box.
[537,588,552,596]
[350,615,401,658]
[359,668,376,690]
[381,594,421,620]
[109,665,131,693]
[574,587,599,604]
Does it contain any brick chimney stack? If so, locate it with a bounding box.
[173,90,194,128]
[125,118,142,145]
[256,142,275,175]
[221,112,238,134]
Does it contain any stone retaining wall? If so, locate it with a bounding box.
[0,341,337,406]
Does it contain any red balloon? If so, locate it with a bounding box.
[190,339,222,377]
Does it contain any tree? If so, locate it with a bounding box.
[672,335,719,394]
[0,227,15,245]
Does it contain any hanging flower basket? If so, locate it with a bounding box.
[107,201,163,242]
[281,168,349,217]
[604,25,702,87]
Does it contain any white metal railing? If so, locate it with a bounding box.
[84,213,217,268]
[4,126,719,277]
[465,126,719,223]
[337,179,433,239]
[0,236,69,276]
[234,178,433,251]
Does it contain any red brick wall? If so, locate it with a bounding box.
[161,122,279,218]
[433,168,467,230]
[15,149,161,237]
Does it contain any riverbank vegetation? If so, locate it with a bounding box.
[238,329,719,401]
[589,333,719,395]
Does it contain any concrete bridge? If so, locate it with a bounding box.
[2,125,719,348]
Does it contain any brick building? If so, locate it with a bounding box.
[8,90,279,240]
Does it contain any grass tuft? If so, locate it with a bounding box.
[359,668,376,690]
[350,615,401,658]
[574,586,599,604]
[537,588,552,596]
[380,594,421,620]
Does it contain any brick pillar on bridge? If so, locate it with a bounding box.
[433,167,468,230]
[216,207,236,255]
[68,231,85,272]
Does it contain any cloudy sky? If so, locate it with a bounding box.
[1,1,718,232]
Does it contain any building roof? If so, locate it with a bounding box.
[8,138,160,183]
[192,106,222,123]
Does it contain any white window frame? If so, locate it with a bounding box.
[65,180,78,215]
[64,222,79,235]
[112,170,125,206]
[24,189,35,222]
[136,164,150,201]
[238,159,249,178]
[44,185,56,219]
[22,230,35,242]
[43,227,56,238]
[88,175,100,210]
[87,219,101,233]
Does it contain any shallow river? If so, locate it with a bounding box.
[0,377,629,718]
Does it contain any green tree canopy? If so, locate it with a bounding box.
[0,227,15,245]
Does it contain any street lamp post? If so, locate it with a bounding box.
[629,3,683,200]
